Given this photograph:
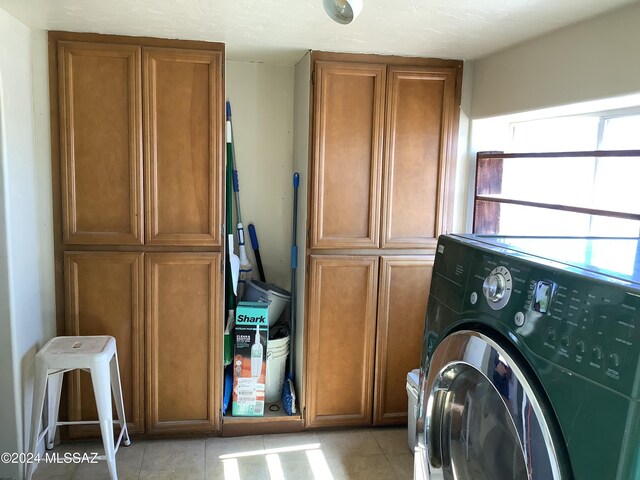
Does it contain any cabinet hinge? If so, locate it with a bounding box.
[306,261,309,275]
[221,260,224,273]
[307,226,311,240]
[222,224,225,237]
[311,70,315,86]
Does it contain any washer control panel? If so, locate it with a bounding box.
[460,246,640,398]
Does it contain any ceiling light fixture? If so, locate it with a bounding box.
[323,0,363,25]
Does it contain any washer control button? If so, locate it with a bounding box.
[576,340,586,355]
[609,353,621,368]
[514,312,525,327]
[546,328,556,343]
[592,346,603,361]
[561,334,570,348]
[470,292,478,305]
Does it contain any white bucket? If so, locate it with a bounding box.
[244,280,291,326]
[266,335,290,403]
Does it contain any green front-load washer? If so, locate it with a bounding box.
[415,234,640,480]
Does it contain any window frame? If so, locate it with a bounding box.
[472,150,640,235]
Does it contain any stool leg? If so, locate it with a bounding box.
[26,362,48,480]
[46,372,64,449]
[109,352,131,446]
[91,362,118,480]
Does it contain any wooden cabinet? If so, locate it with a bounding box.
[305,255,433,428]
[50,33,225,437]
[311,62,385,249]
[57,42,143,245]
[310,59,460,251]
[306,255,379,427]
[381,67,457,249]
[144,48,223,246]
[373,256,433,425]
[146,253,222,433]
[303,53,461,429]
[57,40,223,248]
[64,252,144,436]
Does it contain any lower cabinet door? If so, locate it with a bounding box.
[64,251,145,437]
[306,255,379,428]
[146,252,222,433]
[373,256,433,425]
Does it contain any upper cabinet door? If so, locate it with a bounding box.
[381,67,458,250]
[144,48,223,246]
[58,42,143,245]
[311,62,386,249]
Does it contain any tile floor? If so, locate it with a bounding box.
[32,427,414,480]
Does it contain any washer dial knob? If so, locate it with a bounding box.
[482,266,513,310]
[483,274,506,302]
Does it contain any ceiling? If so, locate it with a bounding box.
[1,0,637,65]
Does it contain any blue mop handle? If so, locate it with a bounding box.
[291,173,299,270]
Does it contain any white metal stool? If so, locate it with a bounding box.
[26,336,130,480]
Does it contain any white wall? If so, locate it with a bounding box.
[292,51,311,403]
[471,2,640,118]
[0,19,20,475]
[451,60,474,233]
[460,2,640,232]
[225,61,295,291]
[0,9,55,479]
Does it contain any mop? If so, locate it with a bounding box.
[282,172,300,415]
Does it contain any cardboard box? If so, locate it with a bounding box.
[232,302,269,416]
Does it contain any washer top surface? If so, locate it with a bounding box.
[451,234,640,289]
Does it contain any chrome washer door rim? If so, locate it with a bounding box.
[418,330,566,480]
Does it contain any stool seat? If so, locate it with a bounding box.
[26,335,130,480]
[38,336,115,366]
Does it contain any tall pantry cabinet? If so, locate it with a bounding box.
[49,32,224,435]
[300,52,462,427]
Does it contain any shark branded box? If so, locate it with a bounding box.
[232,302,269,416]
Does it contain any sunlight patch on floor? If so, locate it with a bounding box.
[218,443,322,459]
[220,442,334,480]
[306,448,335,480]
[265,453,285,480]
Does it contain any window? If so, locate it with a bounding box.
[473,113,640,237]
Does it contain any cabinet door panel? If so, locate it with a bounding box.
[146,253,222,433]
[58,42,143,245]
[64,252,144,436]
[306,255,379,427]
[382,67,457,249]
[311,62,385,249]
[144,48,223,246]
[374,256,433,425]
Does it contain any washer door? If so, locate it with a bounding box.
[416,330,568,480]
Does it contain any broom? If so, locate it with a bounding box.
[224,126,239,367]
[282,172,299,415]
[226,101,253,299]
